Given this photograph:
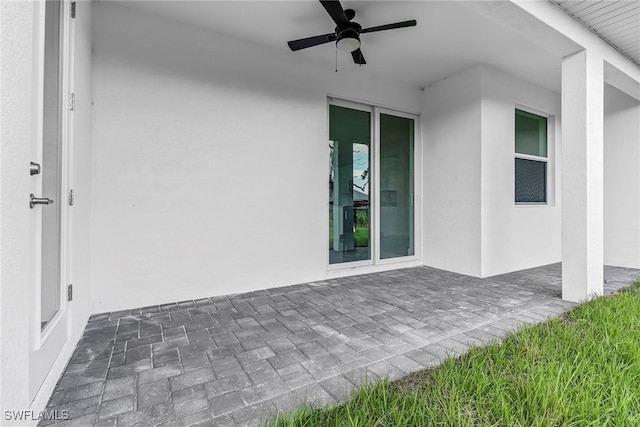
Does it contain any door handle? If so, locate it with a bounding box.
[30,194,54,209]
[30,162,41,176]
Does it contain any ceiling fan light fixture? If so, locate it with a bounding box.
[336,30,360,52]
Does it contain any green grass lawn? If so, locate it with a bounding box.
[353,226,368,247]
[268,281,640,426]
[329,210,369,249]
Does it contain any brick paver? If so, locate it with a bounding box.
[41,264,639,426]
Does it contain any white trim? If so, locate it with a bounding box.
[327,259,424,279]
[325,100,330,269]
[515,103,553,119]
[29,312,89,420]
[515,153,548,162]
[373,107,380,264]
[515,202,548,206]
[328,97,374,114]
[415,108,423,264]
[376,255,421,266]
[327,94,421,117]
[548,114,557,206]
[370,104,377,263]
[328,259,374,272]
[30,0,46,352]
[59,0,72,324]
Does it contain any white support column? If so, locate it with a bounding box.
[561,50,605,302]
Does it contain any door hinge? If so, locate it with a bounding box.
[69,93,75,111]
[68,189,74,206]
[67,284,73,302]
[70,1,76,18]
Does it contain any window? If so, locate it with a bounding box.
[515,109,548,204]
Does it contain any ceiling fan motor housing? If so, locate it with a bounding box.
[336,23,362,52]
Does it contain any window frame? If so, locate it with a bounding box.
[514,107,551,206]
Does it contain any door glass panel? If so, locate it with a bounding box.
[41,0,63,329]
[380,114,414,259]
[329,105,371,264]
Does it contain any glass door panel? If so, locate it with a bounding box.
[329,105,371,264]
[41,0,63,329]
[379,113,414,259]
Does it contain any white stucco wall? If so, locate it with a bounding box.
[1,0,34,414]
[480,65,561,277]
[422,66,482,276]
[422,64,562,278]
[604,84,640,268]
[90,2,422,312]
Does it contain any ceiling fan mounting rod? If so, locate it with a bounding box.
[344,8,356,21]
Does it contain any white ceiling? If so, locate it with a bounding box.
[115,1,576,91]
[550,0,640,66]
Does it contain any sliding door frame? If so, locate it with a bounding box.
[327,97,421,271]
[327,98,375,269]
[375,106,421,266]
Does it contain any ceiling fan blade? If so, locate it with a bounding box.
[361,20,417,34]
[287,33,337,51]
[320,0,349,27]
[351,48,366,65]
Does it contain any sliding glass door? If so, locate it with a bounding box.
[329,101,417,266]
[379,113,415,259]
[329,105,372,265]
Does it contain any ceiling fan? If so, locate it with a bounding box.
[287,0,417,65]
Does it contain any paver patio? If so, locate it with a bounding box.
[41,263,640,426]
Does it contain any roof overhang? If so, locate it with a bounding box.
[113,0,591,92]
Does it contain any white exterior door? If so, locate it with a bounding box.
[29,0,74,402]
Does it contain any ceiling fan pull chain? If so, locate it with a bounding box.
[335,46,338,73]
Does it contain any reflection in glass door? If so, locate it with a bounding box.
[329,105,371,264]
[380,113,414,259]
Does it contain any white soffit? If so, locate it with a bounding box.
[115,1,567,90]
[550,0,640,66]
